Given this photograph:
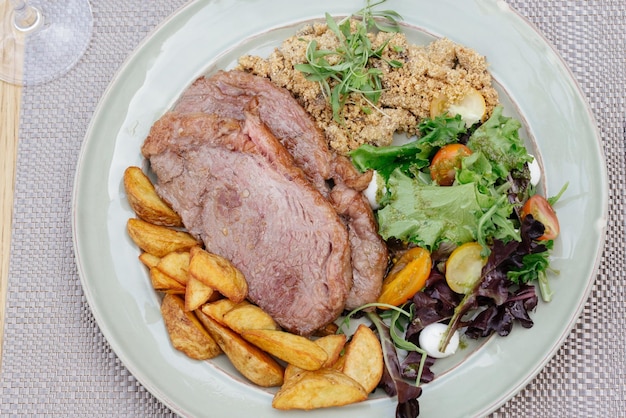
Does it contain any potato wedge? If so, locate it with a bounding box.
[124,166,182,227]
[283,333,347,382]
[283,363,303,384]
[272,369,367,410]
[341,324,383,393]
[161,294,221,360]
[222,303,280,334]
[127,218,198,257]
[188,247,248,303]
[315,334,347,367]
[185,277,214,312]
[157,251,191,285]
[150,267,185,294]
[195,310,284,387]
[138,252,161,269]
[200,299,243,324]
[241,329,327,371]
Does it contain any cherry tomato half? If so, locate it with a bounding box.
[520,194,560,240]
[445,242,487,294]
[430,143,472,186]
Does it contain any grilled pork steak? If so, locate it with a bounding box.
[142,109,353,335]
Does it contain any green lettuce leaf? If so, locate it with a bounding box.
[349,113,466,179]
[377,169,519,252]
[465,106,532,181]
[377,169,481,249]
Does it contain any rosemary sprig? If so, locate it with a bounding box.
[294,0,404,123]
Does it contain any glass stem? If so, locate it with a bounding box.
[11,0,43,33]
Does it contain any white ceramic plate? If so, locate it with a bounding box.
[72,1,608,416]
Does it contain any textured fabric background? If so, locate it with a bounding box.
[1,0,624,416]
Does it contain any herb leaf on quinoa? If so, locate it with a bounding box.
[295,0,403,123]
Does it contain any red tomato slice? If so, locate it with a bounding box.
[520,194,560,240]
[430,144,472,186]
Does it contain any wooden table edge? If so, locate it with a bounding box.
[0,0,24,368]
[0,78,20,368]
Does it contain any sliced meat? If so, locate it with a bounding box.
[142,110,353,336]
[330,154,374,192]
[174,70,332,195]
[330,183,389,309]
[173,70,388,307]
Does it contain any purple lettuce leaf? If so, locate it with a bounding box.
[401,350,436,383]
[436,225,546,351]
[465,284,538,338]
[406,270,460,336]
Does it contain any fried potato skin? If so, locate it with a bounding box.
[184,277,215,312]
[124,166,183,227]
[138,252,161,269]
[241,329,327,371]
[188,247,248,303]
[222,303,280,333]
[156,251,191,285]
[283,333,346,382]
[195,310,284,387]
[200,299,243,324]
[150,267,185,294]
[161,294,221,360]
[340,324,384,393]
[272,369,367,410]
[127,218,198,257]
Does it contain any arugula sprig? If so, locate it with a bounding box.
[294,0,403,123]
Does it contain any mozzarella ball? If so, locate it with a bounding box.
[418,322,459,359]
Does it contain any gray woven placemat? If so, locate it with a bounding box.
[1,0,624,416]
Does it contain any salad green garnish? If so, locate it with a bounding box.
[377,173,493,249]
[464,106,532,184]
[350,106,565,358]
[354,106,529,255]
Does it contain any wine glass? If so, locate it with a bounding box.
[0,0,93,86]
